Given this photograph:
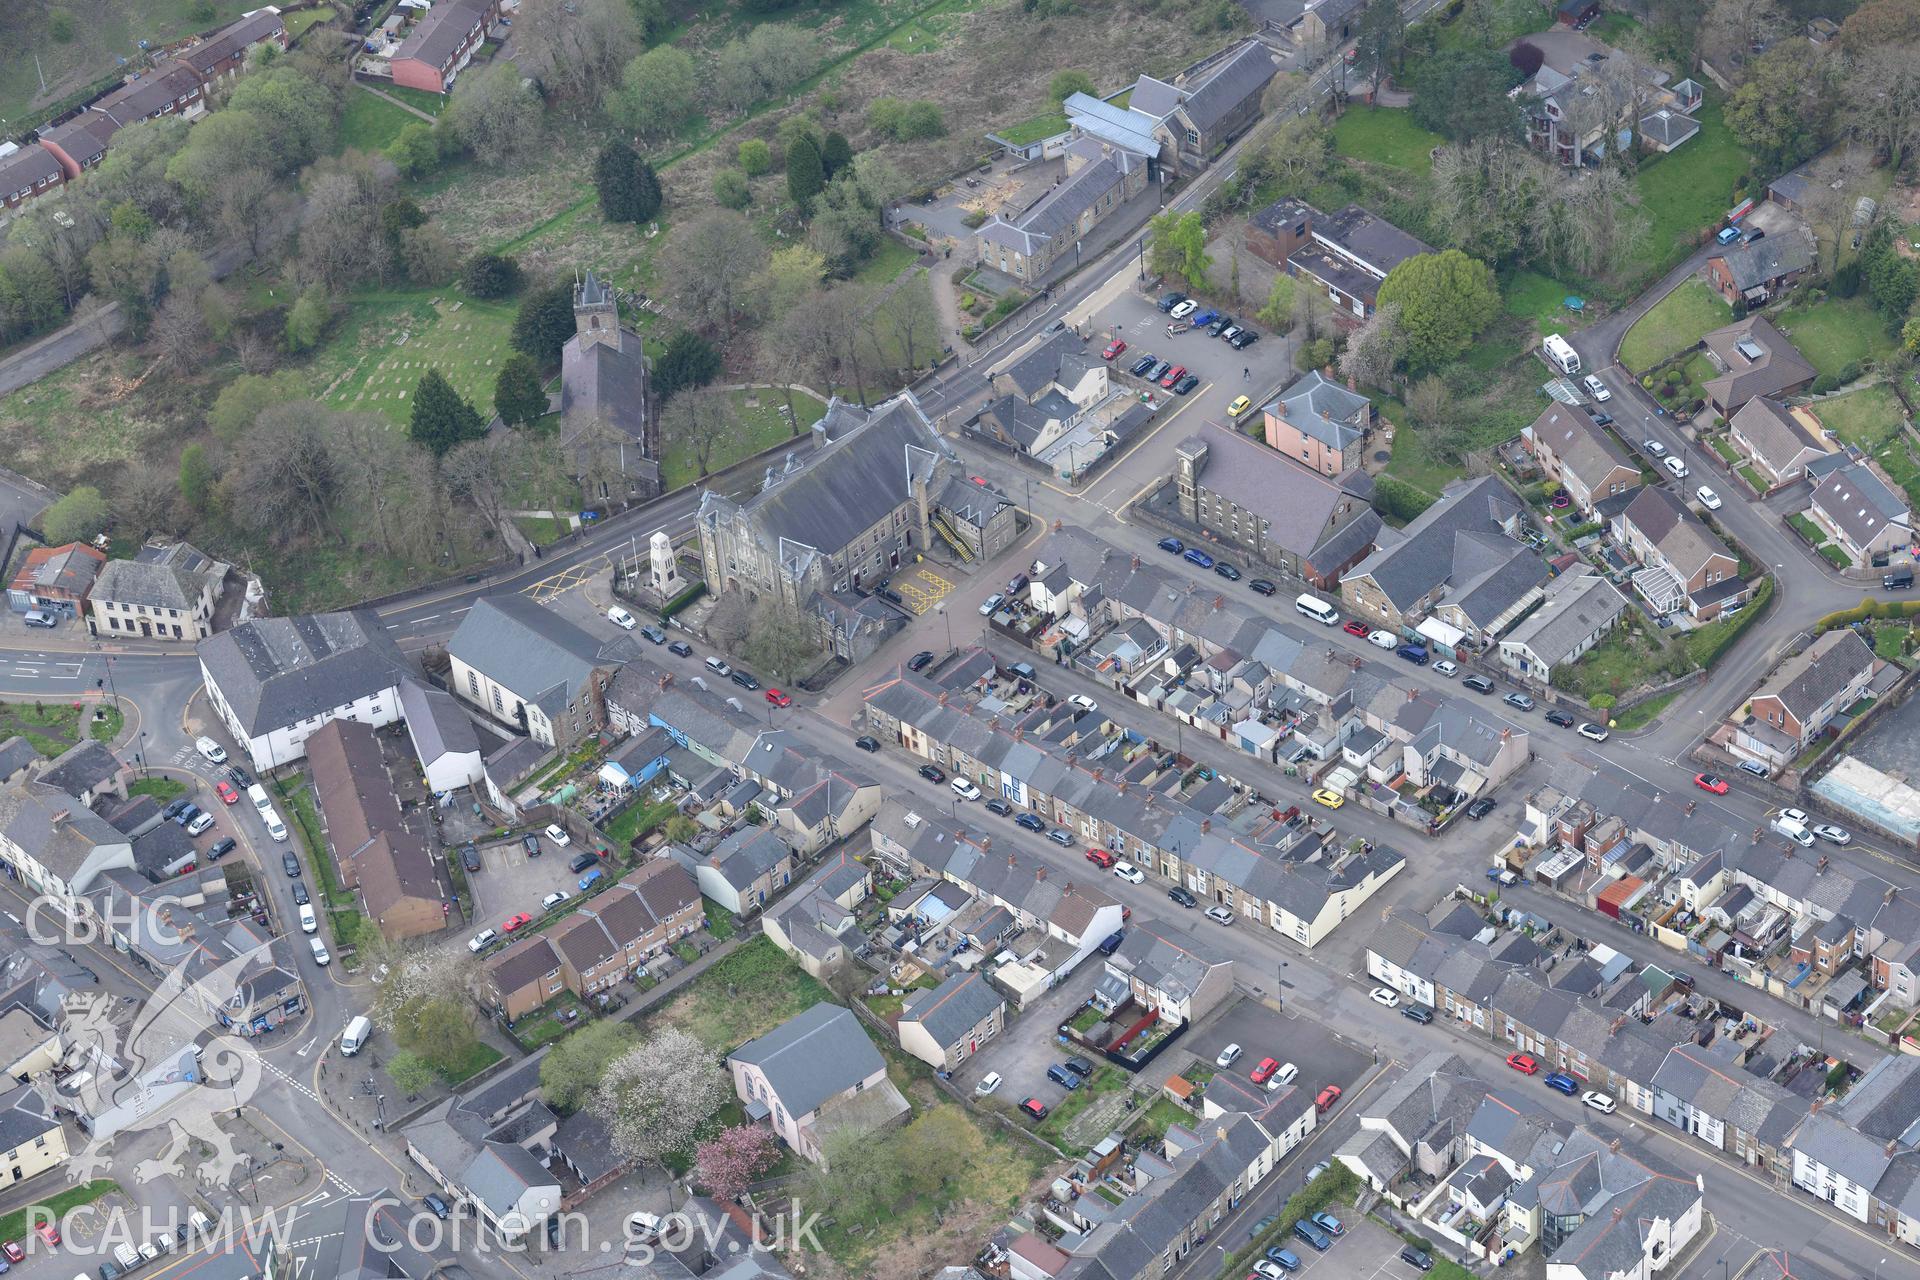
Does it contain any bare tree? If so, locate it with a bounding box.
[221,401,341,543]
[115,461,180,538]
[150,291,209,375]
[1850,46,1920,176]
[1406,374,1452,430]
[231,326,277,374]
[1292,280,1327,344]
[333,413,413,556]
[657,390,743,480]
[1703,0,1787,71]
[817,283,878,405]
[660,210,769,340]
[512,0,640,113]
[871,273,941,372]
[443,435,517,544]
[297,158,389,294]
[1807,147,1868,273]
[446,61,543,163]
[1338,302,1407,389]
[219,167,290,260]
[764,292,840,412]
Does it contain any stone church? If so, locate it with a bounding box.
[556,271,661,500]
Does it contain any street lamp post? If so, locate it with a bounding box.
[937,603,953,653]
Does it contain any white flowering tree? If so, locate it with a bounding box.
[590,1027,730,1165]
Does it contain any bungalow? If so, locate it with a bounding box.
[1701,317,1817,417]
[1707,231,1816,307]
[389,0,500,94]
[1609,486,1743,620]
[897,971,1006,1070]
[1171,420,1381,588]
[728,1003,909,1166]
[1731,629,1876,769]
[1523,404,1640,515]
[1805,459,1910,568]
[1498,571,1630,686]
[1260,371,1373,476]
[1726,397,1831,489]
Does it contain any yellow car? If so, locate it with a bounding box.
[1226,395,1252,418]
[1311,788,1345,810]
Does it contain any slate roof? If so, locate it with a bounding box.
[696,392,945,566]
[1528,402,1634,492]
[978,144,1144,256]
[1713,230,1815,293]
[398,677,482,766]
[1108,918,1232,1003]
[8,542,104,599]
[998,330,1104,400]
[1617,485,1734,580]
[39,113,117,169]
[1529,1130,1702,1279]
[0,782,125,882]
[1269,371,1371,449]
[1730,397,1829,476]
[1810,461,1908,550]
[0,1082,58,1150]
[0,740,38,784]
[95,62,203,126]
[901,971,1003,1044]
[450,595,634,716]
[307,719,447,931]
[1183,419,1381,561]
[1175,41,1278,134]
[1753,629,1873,721]
[1702,316,1817,410]
[395,0,493,69]
[198,612,412,737]
[1639,108,1700,148]
[1499,572,1629,670]
[559,273,649,440]
[0,145,63,200]
[176,10,286,77]
[94,556,211,613]
[707,827,793,891]
[729,1002,885,1118]
[36,739,121,798]
[1342,474,1533,613]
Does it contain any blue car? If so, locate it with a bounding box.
[1544,1071,1579,1096]
[1265,1247,1301,1271]
[1183,547,1215,570]
[578,868,606,892]
[1190,308,1219,328]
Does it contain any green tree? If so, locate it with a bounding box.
[1147,210,1212,291]
[1725,42,1835,172]
[1902,315,1920,357]
[1050,69,1096,102]
[595,141,663,225]
[663,813,698,844]
[613,45,698,142]
[786,135,826,207]
[284,288,329,353]
[738,138,772,176]
[387,123,447,179]
[409,369,487,455]
[392,995,478,1074]
[41,486,109,544]
[654,330,722,401]
[713,168,752,209]
[742,602,821,680]
[1257,273,1296,330]
[387,1051,439,1097]
[178,444,215,513]
[210,372,301,443]
[462,252,523,300]
[867,97,945,140]
[540,1020,639,1111]
[494,353,548,428]
[1411,48,1523,141]
[1376,249,1501,369]
[1353,0,1405,100]
[512,281,579,365]
[1870,252,1920,318]
[820,130,853,179]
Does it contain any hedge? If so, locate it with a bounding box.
[658,582,707,620]
[1684,576,1774,669]
[1220,1162,1359,1275]
[1818,598,1920,632]
[1374,475,1437,524]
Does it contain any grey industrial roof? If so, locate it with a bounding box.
[1063,92,1162,155]
[729,1002,885,1118]
[198,611,412,737]
[1315,203,1432,275]
[900,971,1003,1045]
[980,145,1143,255]
[449,595,634,713]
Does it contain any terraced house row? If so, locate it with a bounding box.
[861,647,1406,948]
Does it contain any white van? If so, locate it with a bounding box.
[1543,333,1581,375]
[1295,594,1340,626]
[194,736,227,764]
[308,937,331,965]
[340,1015,371,1057]
[1773,816,1814,847]
[261,806,288,842]
[298,903,317,933]
[247,783,272,814]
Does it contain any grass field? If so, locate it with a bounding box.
[0,1180,118,1244]
[854,236,922,285]
[0,0,258,126]
[1331,107,1444,177]
[339,87,421,155]
[283,7,334,40]
[1621,279,1731,373]
[658,387,826,490]
[1504,271,1588,330]
[1812,385,1918,503]
[997,109,1070,146]
[381,83,451,117]
[1777,295,1898,379]
[310,290,518,427]
[0,701,121,757]
[1634,98,1752,274]
[658,937,834,1052]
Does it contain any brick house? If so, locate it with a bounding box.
[1247,198,1430,323]
[175,10,288,82]
[0,145,65,217]
[1522,404,1640,514]
[5,543,105,617]
[306,720,450,945]
[1806,460,1910,568]
[390,0,500,94]
[1733,629,1876,767]
[1707,231,1816,307]
[1610,486,1743,620]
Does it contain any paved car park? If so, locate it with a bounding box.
[1184,997,1374,1110]
[1096,290,1292,424]
[951,962,1108,1105]
[469,834,600,934]
[1254,1215,1435,1280]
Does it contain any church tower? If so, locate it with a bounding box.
[573,270,622,354]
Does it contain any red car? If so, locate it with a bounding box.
[34,1222,58,1246]
[1506,1052,1539,1075]
[1343,620,1371,638]
[1315,1085,1341,1111]
[215,781,239,805]
[1085,848,1116,869]
[765,689,792,708]
[1159,364,1187,389]
[1101,339,1127,360]
[502,912,533,933]
[1251,1057,1280,1085]
[1693,773,1729,795]
[1020,1098,1049,1121]
[3,1241,24,1262]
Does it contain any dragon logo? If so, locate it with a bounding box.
[55,942,269,1189]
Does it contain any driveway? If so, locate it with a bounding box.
[951,960,1106,1103]
[470,835,592,931]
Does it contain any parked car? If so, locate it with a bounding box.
[985,797,1013,816]
[917,763,947,784]
[1046,828,1073,846]
[1310,1211,1345,1237]
[854,735,881,752]
[640,624,667,644]
[467,929,498,953]
[1208,313,1236,337]
[195,736,228,764]
[1544,708,1575,728]
[291,879,309,906]
[460,843,481,872]
[1129,352,1158,377]
[1315,1084,1341,1111]
[522,833,542,857]
[186,812,215,837]
[541,890,570,911]
[1292,1220,1331,1252]
[1432,659,1457,676]
[1578,722,1610,741]
[1173,373,1199,394]
[208,837,236,862]
[765,688,793,708]
[1581,374,1611,401]
[1213,561,1241,581]
[1506,1052,1539,1074]
[979,592,1004,616]
[1204,904,1235,925]
[1503,692,1536,712]
[1167,886,1198,907]
[1311,787,1344,809]
[1582,1091,1617,1114]
[1250,1057,1281,1085]
[1016,813,1047,832]
[975,1072,1002,1096]
[1366,629,1396,650]
[1156,292,1186,313]
[1068,693,1099,714]
[1663,456,1689,479]
[907,650,935,672]
[1694,772,1730,795]
[668,640,693,657]
[1157,536,1184,554]
[1463,674,1495,693]
[1159,364,1187,389]
[1403,1005,1433,1024]
[1216,1043,1244,1068]
[282,852,301,877]
[1101,338,1128,360]
[1147,360,1172,382]
[1228,328,1260,349]
[1466,797,1496,820]
[1191,309,1219,328]
[1544,1071,1579,1095]
[1085,847,1116,869]
[1696,486,1723,510]
[1226,395,1252,418]
[1183,547,1215,570]
[606,606,637,630]
[1169,299,1197,319]
[729,669,760,691]
[543,824,571,847]
[1368,987,1399,1007]
[215,781,239,805]
[1812,823,1852,845]
[950,777,982,801]
[1249,578,1277,596]
[1046,1064,1083,1090]
[1342,619,1370,638]
[1643,438,1667,458]
[568,852,598,873]
[1020,1097,1049,1121]
[501,912,533,933]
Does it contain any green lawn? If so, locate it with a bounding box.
[603,793,678,850]
[658,387,826,491]
[0,700,122,758]
[1814,386,1919,503]
[1332,107,1444,177]
[339,87,421,155]
[513,515,573,546]
[0,0,259,126]
[1612,689,1678,731]
[309,290,519,428]
[1777,295,1898,379]
[0,1180,118,1244]
[439,1040,504,1085]
[996,110,1070,146]
[128,776,187,802]
[1036,1064,1129,1145]
[1504,272,1587,329]
[381,83,450,116]
[1621,279,1731,374]
[658,937,835,1052]
[1634,98,1753,274]
[1562,625,1683,701]
[853,236,921,285]
[284,7,334,40]
[1588,12,1642,41]
[1709,435,1741,464]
